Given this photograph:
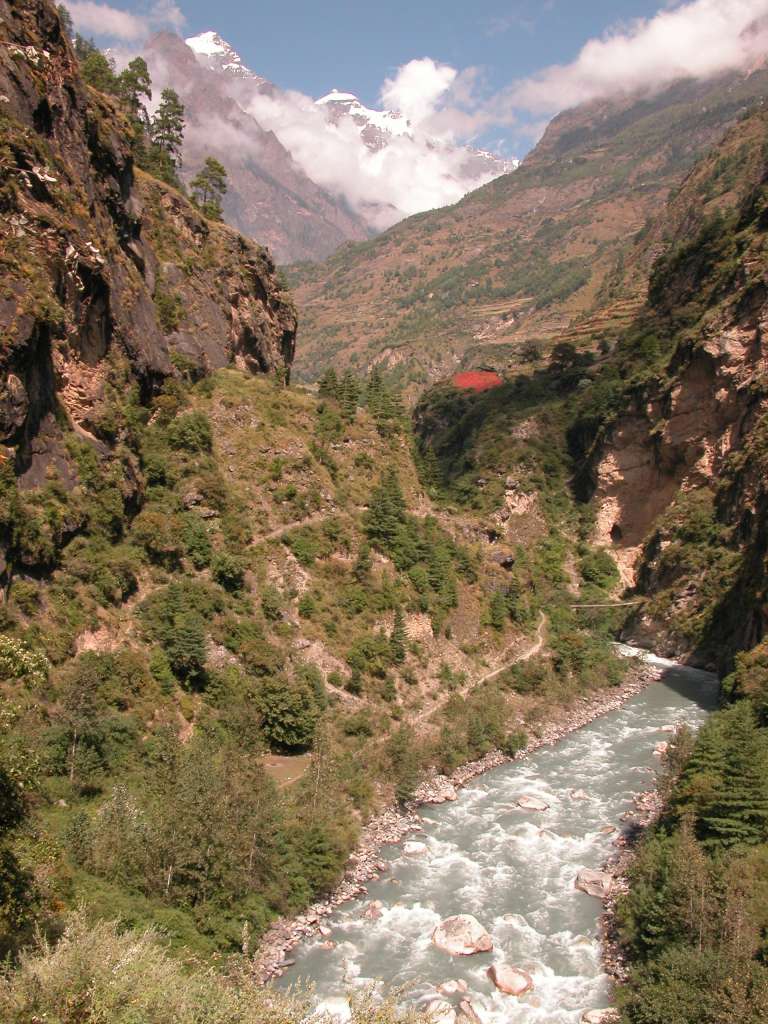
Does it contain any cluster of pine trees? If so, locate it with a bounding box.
[618,677,768,1023]
[317,367,404,434]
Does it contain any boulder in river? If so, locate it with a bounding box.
[582,1011,619,1024]
[654,741,669,756]
[457,998,484,1024]
[425,999,457,1024]
[362,900,383,920]
[432,915,493,955]
[575,869,613,898]
[517,795,549,811]
[438,980,469,996]
[403,840,429,856]
[571,788,589,801]
[487,963,534,996]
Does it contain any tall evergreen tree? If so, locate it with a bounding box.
[190,157,228,221]
[390,606,407,664]
[318,368,340,400]
[117,57,152,125]
[151,89,185,169]
[339,371,359,422]
[366,469,407,550]
[699,704,768,850]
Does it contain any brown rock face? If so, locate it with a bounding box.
[0,0,295,488]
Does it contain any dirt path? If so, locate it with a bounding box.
[253,511,332,544]
[414,610,547,726]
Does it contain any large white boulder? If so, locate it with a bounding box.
[432,915,493,955]
[582,1011,619,1024]
[517,795,549,811]
[403,840,429,857]
[487,963,534,996]
[575,869,613,898]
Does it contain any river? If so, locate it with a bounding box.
[283,655,718,1023]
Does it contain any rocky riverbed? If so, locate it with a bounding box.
[252,660,663,983]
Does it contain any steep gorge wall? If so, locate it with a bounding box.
[0,0,295,492]
[575,113,768,668]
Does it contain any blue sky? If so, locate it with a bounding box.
[175,1,664,106]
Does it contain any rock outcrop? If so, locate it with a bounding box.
[569,104,768,671]
[0,0,296,576]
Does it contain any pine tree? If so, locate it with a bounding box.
[387,726,420,804]
[190,157,228,221]
[117,57,152,125]
[353,542,372,583]
[57,3,74,39]
[366,469,407,550]
[318,368,340,400]
[366,367,384,414]
[489,590,508,631]
[390,606,407,664]
[340,371,359,422]
[151,89,185,169]
[699,704,768,850]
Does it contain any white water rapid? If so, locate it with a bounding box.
[283,659,718,1023]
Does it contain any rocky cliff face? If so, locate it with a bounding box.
[0,0,295,493]
[572,108,768,668]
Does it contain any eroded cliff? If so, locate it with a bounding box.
[0,0,295,503]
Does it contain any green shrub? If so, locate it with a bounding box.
[211,552,245,592]
[166,412,213,453]
[256,677,320,751]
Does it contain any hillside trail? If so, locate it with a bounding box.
[413,609,548,728]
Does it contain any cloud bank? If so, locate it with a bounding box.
[66,0,184,41]
[506,0,768,114]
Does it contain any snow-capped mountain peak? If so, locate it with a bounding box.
[185,30,267,85]
[316,89,411,150]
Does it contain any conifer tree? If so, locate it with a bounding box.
[390,606,407,664]
[190,157,228,221]
[366,367,384,414]
[318,367,340,400]
[366,469,407,550]
[699,704,768,850]
[117,57,152,125]
[353,542,372,583]
[151,89,185,169]
[340,371,359,421]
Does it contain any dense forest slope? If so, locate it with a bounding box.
[290,69,768,387]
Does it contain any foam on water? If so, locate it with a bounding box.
[283,663,718,1022]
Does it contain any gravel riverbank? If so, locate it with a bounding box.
[252,660,664,984]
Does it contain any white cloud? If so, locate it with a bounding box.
[65,0,185,41]
[238,84,500,231]
[380,58,457,127]
[505,0,768,114]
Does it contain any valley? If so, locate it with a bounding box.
[2,2,768,1023]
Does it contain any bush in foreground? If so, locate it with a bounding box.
[0,913,430,1023]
